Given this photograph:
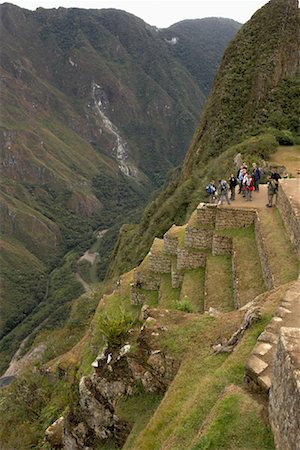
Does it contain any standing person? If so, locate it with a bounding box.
[241,168,248,197]
[206,181,217,203]
[266,176,278,207]
[229,174,237,200]
[252,163,261,191]
[237,165,245,194]
[218,179,231,205]
[270,167,281,186]
[244,172,254,201]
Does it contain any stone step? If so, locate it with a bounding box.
[245,279,300,394]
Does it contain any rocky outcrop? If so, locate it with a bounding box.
[46,316,178,449]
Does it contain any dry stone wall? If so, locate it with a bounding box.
[171,268,184,289]
[148,253,171,274]
[163,233,178,255]
[196,203,217,225]
[130,286,145,305]
[215,207,256,229]
[212,234,232,256]
[277,183,300,257]
[134,270,160,290]
[185,226,213,249]
[177,248,206,270]
[269,327,300,450]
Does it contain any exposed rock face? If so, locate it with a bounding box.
[269,327,300,450]
[49,320,178,449]
[45,417,65,449]
[79,374,131,445]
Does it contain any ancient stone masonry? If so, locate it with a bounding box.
[163,231,178,255]
[269,327,300,450]
[254,216,274,290]
[212,234,233,256]
[196,203,217,225]
[133,269,160,291]
[277,181,300,258]
[215,207,256,230]
[185,226,213,249]
[245,279,300,396]
[148,252,171,274]
[177,248,206,270]
[171,268,184,289]
[130,286,145,305]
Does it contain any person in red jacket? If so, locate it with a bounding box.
[244,172,254,201]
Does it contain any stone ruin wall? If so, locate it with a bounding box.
[269,327,300,450]
[134,270,160,290]
[212,234,233,256]
[215,207,256,230]
[171,268,184,289]
[185,226,213,249]
[277,184,300,258]
[177,248,206,270]
[196,203,217,225]
[148,253,171,274]
[163,234,178,255]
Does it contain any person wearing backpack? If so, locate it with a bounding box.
[218,179,231,205]
[205,181,217,203]
[267,176,278,207]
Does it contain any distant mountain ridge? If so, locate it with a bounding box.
[108,0,300,279]
[0,3,239,370]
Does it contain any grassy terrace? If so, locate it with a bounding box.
[131,310,276,450]
[159,273,181,309]
[220,226,266,306]
[258,208,299,286]
[205,255,234,312]
[180,268,205,313]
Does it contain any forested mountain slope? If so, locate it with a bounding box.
[109,0,300,279]
[0,3,239,372]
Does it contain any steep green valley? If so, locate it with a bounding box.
[0,3,240,371]
[0,0,299,449]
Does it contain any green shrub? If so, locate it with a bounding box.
[274,129,295,146]
[176,296,193,313]
[98,306,134,348]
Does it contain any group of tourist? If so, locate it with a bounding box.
[206,163,282,207]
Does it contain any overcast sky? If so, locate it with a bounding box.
[8,0,270,27]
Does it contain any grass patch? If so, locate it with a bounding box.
[269,145,300,178]
[258,208,299,285]
[132,315,271,450]
[192,387,274,449]
[221,226,266,306]
[159,273,181,309]
[205,255,234,312]
[180,268,205,312]
[116,390,164,450]
[140,289,159,307]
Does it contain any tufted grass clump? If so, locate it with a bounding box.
[98,305,134,348]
